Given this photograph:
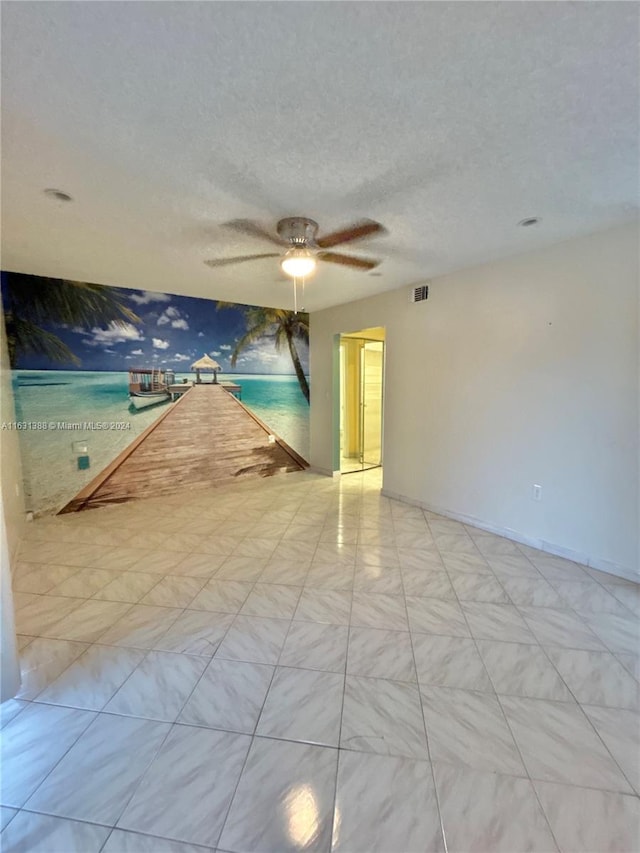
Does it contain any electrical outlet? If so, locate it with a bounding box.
[532,484,542,501]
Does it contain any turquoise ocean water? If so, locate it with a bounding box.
[11,370,309,514]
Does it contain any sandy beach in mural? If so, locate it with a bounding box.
[13,370,309,515]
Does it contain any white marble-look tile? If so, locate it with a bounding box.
[104,828,214,853]
[477,640,573,701]
[218,737,338,853]
[25,713,170,824]
[412,635,493,692]
[188,579,254,613]
[259,558,310,586]
[499,695,633,792]
[11,592,40,611]
[576,610,639,656]
[546,647,639,709]
[347,626,416,682]
[294,588,352,625]
[1,702,95,806]
[37,644,146,710]
[93,572,161,603]
[0,811,110,853]
[118,725,250,848]
[498,576,566,608]
[13,563,80,594]
[351,591,408,631]
[127,549,187,575]
[420,685,524,776]
[0,807,17,831]
[152,609,234,656]
[105,651,207,721]
[487,553,541,579]
[312,543,356,568]
[582,705,640,794]
[333,751,444,852]
[534,781,640,853]
[48,568,120,598]
[518,606,607,651]
[400,567,455,599]
[170,552,226,577]
[405,596,470,637]
[191,534,240,557]
[280,621,349,672]
[461,602,537,644]
[90,546,151,572]
[233,537,280,558]
[530,554,590,582]
[0,698,28,729]
[396,548,445,572]
[46,599,134,643]
[305,563,355,591]
[434,763,558,853]
[353,564,403,595]
[216,615,290,664]
[435,536,480,556]
[180,657,273,733]
[240,583,301,619]
[139,576,205,608]
[215,555,268,581]
[14,595,84,637]
[98,604,182,649]
[257,666,344,746]
[341,675,428,759]
[16,637,88,700]
[448,571,510,604]
[551,580,632,615]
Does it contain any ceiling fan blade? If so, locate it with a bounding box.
[318,251,380,271]
[204,253,280,268]
[221,219,285,246]
[316,219,386,249]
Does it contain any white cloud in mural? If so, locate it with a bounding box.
[129,291,171,306]
[71,326,88,335]
[152,338,170,350]
[131,349,143,355]
[125,355,133,359]
[220,344,232,351]
[174,353,190,361]
[210,350,221,357]
[82,322,144,347]
[157,305,189,330]
[198,332,205,337]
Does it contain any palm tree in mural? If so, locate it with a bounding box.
[217,304,310,403]
[3,273,140,368]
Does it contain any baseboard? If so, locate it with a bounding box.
[380,489,639,584]
[307,466,341,478]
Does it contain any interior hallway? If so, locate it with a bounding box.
[2,469,639,853]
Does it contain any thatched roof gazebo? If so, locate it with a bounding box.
[191,353,222,384]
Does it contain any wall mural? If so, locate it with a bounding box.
[1,272,309,515]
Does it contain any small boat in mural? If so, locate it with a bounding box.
[128,368,175,410]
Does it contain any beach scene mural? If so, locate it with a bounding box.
[2,272,309,515]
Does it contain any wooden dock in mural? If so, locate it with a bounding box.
[60,384,307,513]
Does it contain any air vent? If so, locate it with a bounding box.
[409,284,429,304]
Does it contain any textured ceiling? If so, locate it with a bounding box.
[1,2,638,311]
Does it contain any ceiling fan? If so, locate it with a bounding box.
[204,217,386,279]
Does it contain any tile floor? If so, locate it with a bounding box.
[2,468,639,853]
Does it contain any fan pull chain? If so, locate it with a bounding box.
[293,276,298,314]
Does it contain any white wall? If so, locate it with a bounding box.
[310,223,639,578]
[0,301,24,699]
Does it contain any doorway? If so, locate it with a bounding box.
[339,327,385,473]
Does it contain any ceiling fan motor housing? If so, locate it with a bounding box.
[277,217,319,246]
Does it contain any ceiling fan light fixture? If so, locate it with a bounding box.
[280,247,317,279]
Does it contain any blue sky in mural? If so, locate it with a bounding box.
[5,282,309,375]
